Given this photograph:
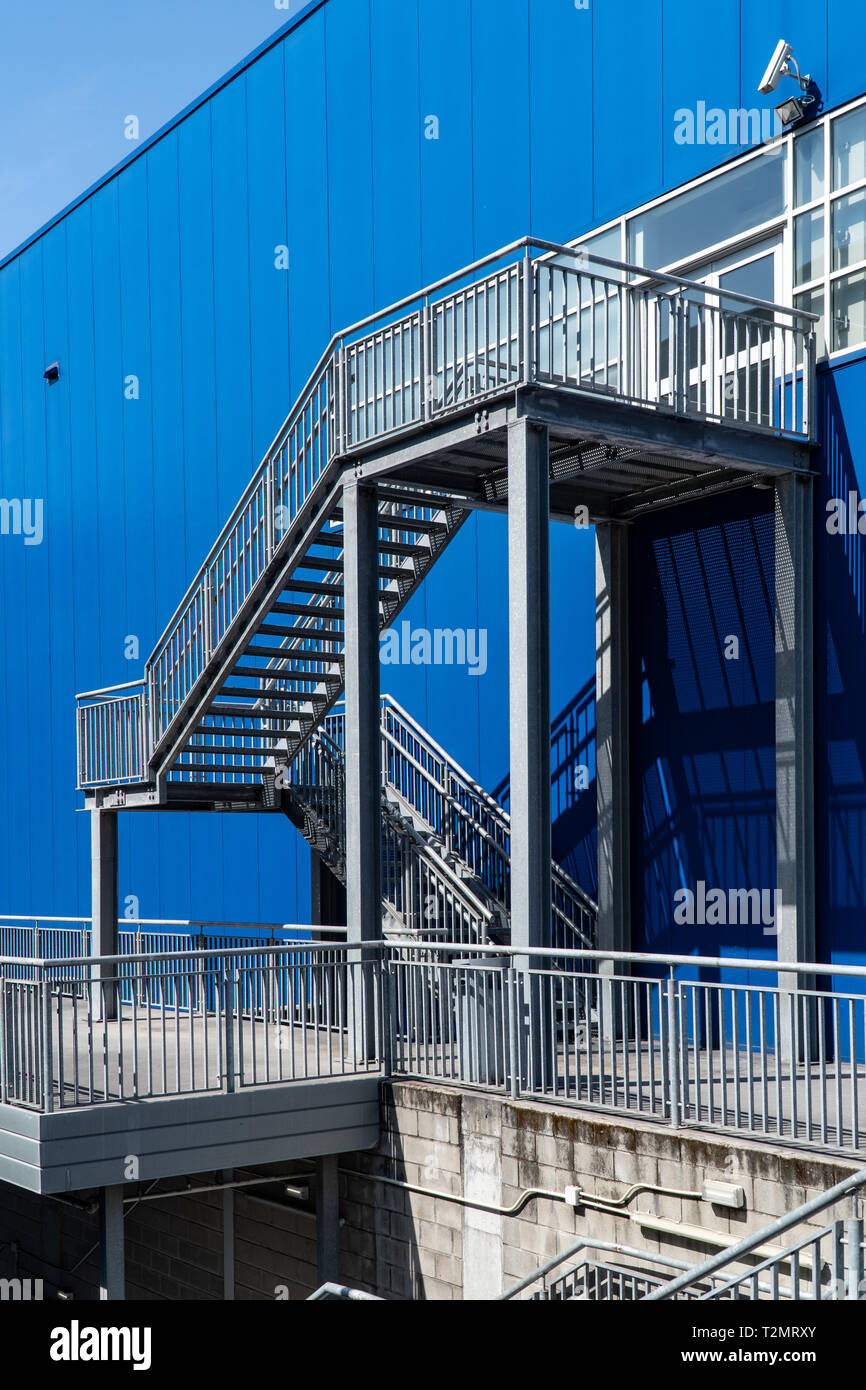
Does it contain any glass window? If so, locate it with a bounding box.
[573,224,625,281]
[832,189,866,270]
[627,146,786,268]
[831,271,866,352]
[833,106,866,190]
[795,126,825,206]
[719,253,776,312]
[794,209,825,284]
[579,225,623,261]
[794,286,825,358]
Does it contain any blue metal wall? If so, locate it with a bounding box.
[0,0,863,950]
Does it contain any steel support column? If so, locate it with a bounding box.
[343,480,380,1059]
[596,523,631,1038]
[316,1154,340,1287]
[98,1185,125,1301]
[508,419,550,1090]
[91,808,118,1022]
[775,475,816,1000]
[596,523,631,955]
[507,418,551,955]
[223,1168,235,1300]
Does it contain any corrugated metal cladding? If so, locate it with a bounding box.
[0,0,863,953]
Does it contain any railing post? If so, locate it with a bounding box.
[443,772,455,856]
[506,965,521,1100]
[223,969,236,1093]
[382,954,394,1077]
[833,1217,846,1300]
[674,291,688,414]
[145,665,158,762]
[807,329,817,442]
[336,342,347,457]
[847,1204,864,1301]
[425,300,436,419]
[41,980,54,1114]
[666,968,681,1129]
[264,458,275,563]
[0,974,7,1105]
[522,249,534,385]
[202,573,215,667]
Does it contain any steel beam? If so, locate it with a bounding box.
[98,1186,125,1301]
[91,809,118,1022]
[316,1154,340,1287]
[343,480,380,1059]
[775,474,816,987]
[596,522,631,966]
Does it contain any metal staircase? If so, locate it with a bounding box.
[75,234,814,948]
[282,695,596,946]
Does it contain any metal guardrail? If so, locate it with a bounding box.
[381,944,866,1157]
[321,694,596,949]
[0,939,379,1110]
[76,236,817,791]
[287,722,499,944]
[644,1166,866,1301]
[76,683,148,787]
[4,938,863,1168]
[501,1238,700,1300]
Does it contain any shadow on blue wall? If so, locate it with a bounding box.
[630,488,777,987]
[492,676,598,900]
[816,368,866,985]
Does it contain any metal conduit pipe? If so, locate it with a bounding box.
[118,1172,315,1205]
[340,1169,702,1220]
[50,1170,316,1217]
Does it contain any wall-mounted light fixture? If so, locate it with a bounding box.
[775,94,809,126]
[43,362,61,384]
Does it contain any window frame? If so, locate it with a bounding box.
[571,92,866,363]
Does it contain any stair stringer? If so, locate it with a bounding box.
[154,483,472,794]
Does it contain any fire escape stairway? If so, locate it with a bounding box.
[76,235,813,945]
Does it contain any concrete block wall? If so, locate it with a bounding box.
[339,1081,859,1300]
[0,1083,857,1300]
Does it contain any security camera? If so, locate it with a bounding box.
[759,39,793,94]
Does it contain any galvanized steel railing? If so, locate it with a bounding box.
[0,939,378,1110]
[76,682,148,787]
[382,943,866,1160]
[76,237,816,792]
[4,938,866,1169]
[323,695,596,949]
[644,1166,866,1301]
[286,693,595,948]
[286,723,499,944]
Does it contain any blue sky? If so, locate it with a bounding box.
[0,0,304,259]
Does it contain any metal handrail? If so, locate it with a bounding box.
[309,694,595,946]
[499,1238,697,1300]
[4,939,866,1146]
[9,935,865,979]
[643,1166,866,1300]
[76,235,817,791]
[287,720,499,943]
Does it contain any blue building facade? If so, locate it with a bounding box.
[0,0,863,969]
